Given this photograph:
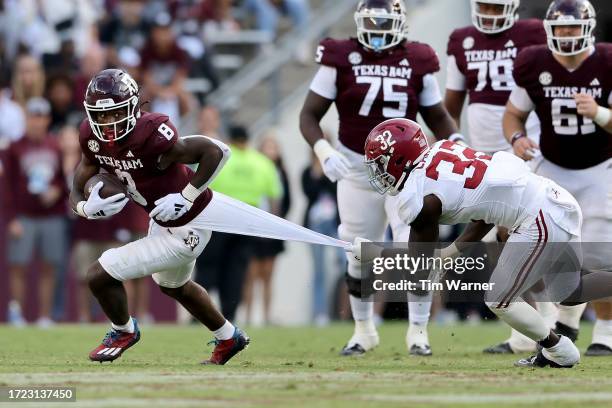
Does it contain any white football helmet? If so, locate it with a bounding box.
[471,0,520,34]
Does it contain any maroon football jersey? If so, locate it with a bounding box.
[317,38,439,154]
[79,112,212,227]
[513,44,612,169]
[447,19,546,106]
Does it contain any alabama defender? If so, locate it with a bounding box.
[445,0,551,355]
[359,118,612,368]
[300,0,462,356]
[504,0,612,356]
[72,69,249,364]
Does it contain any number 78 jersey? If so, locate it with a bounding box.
[396,140,544,230]
[79,112,212,227]
[313,38,441,154]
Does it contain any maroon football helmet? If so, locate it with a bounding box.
[544,0,596,56]
[84,69,140,143]
[354,0,407,51]
[364,118,430,195]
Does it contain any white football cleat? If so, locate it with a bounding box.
[340,331,380,356]
[407,323,432,356]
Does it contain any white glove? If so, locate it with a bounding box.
[150,193,193,222]
[79,181,129,219]
[350,237,383,263]
[313,139,351,182]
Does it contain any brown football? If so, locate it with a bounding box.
[84,173,128,200]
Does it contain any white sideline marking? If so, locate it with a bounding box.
[365,392,612,404]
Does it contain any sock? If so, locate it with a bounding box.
[592,319,612,348]
[557,303,586,330]
[213,320,236,341]
[350,295,373,322]
[407,292,432,326]
[536,302,559,329]
[487,301,549,342]
[537,330,559,349]
[112,316,135,333]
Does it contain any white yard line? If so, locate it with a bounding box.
[365,392,612,404]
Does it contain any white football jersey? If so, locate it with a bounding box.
[396,140,550,231]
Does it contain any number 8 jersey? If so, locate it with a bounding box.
[511,43,612,169]
[311,37,441,154]
[78,112,213,227]
[446,19,546,153]
[397,140,557,232]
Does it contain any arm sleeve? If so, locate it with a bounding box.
[445,55,466,91]
[419,73,443,107]
[309,65,337,100]
[509,86,536,112]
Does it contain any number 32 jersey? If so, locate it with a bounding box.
[397,140,558,232]
[79,112,213,227]
[512,44,612,169]
[311,38,441,154]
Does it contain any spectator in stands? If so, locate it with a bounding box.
[242,133,287,325]
[198,104,223,140]
[4,97,68,328]
[140,12,194,127]
[301,147,341,326]
[45,74,81,133]
[11,54,45,108]
[99,0,150,68]
[73,45,108,112]
[195,125,279,321]
[200,0,241,38]
[0,88,25,150]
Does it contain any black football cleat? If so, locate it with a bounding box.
[89,319,141,363]
[585,343,612,357]
[409,344,432,356]
[515,351,574,368]
[483,342,514,354]
[202,327,250,365]
[554,322,579,343]
[340,343,366,356]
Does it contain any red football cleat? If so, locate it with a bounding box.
[202,327,250,365]
[89,319,141,363]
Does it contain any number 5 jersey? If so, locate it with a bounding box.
[396,140,580,237]
[446,19,546,152]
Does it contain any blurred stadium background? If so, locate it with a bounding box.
[1,0,611,328]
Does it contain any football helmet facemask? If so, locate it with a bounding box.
[544,0,596,56]
[364,118,430,195]
[471,0,520,34]
[354,0,408,52]
[84,69,140,143]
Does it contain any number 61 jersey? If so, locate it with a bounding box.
[512,44,612,169]
[396,140,562,232]
[78,112,212,227]
[313,38,440,154]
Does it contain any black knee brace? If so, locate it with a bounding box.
[345,272,375,298]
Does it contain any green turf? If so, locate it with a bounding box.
[1,322,611,408]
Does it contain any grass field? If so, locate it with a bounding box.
[1,322,612,408]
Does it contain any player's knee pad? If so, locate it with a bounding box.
[345,272,375,298]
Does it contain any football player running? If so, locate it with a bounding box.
[300,0,463,356]
[71,69,249,364]
[358,117,612,368]
[445,0,568,355]
[503,0,612,356]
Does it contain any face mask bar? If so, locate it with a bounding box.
[471,0,518,34]
[355,11,406,51]
[84,96,138,143]
[544,19,595,56]
[366,154,397,195]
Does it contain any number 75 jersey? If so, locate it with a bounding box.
[313,38,440,154]
[78,112,212,227]
[396,140,545,231]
